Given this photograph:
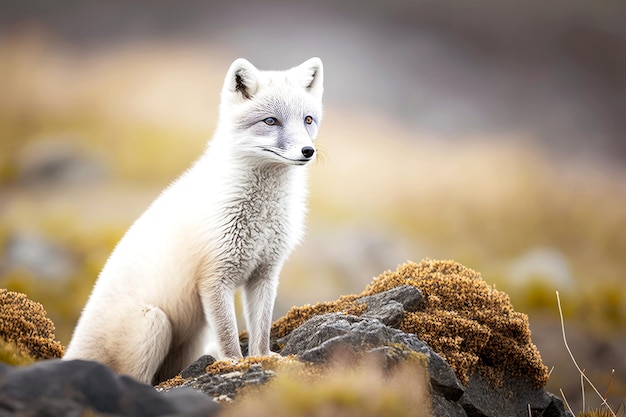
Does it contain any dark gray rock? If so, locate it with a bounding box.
[0,396,85,417]
[167,363,275,401]
[460,374,567,417]
[280,313,422,363]
[276,305,566,417]
[432,392,468,417]
[279,313,359,361]
[427,352,465,402]
[356,285,423,326]
[0,359,219,417]
[279,312,466,405]
[180,355,215,379]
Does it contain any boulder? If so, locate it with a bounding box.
[0,359,219,417]
[276,310,566,417]
[180,354,216,379]
[279,312,464,404]
[357,284,423,326]
[167,362,275,401]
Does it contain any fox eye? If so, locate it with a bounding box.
[305,116,313,125]
[263,117,278,126]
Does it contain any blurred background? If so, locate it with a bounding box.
[1,0,625,411]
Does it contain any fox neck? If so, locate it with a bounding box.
[199,132,308,201]
[193,134,309,251]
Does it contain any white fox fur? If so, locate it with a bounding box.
[64,57,324,384]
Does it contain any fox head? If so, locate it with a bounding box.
[217,57,324,166]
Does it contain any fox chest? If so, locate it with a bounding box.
[232,198,292,258]
[209,188,300,278]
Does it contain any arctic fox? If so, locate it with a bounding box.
[64,57,324,384]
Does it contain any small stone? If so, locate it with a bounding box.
[357,285,423,327]
[178,363,276,401]
[180,355,216,379]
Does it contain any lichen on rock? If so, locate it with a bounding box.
[0,288,65,361]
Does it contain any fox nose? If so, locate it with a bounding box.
[301,146,315,159]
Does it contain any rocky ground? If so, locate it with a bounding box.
[0,260,583,417]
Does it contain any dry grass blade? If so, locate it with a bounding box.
[556,291,616,417]
[582,369,586,414]
[604,369,615,401]
[560,388,574,415]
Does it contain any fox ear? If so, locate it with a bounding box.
[224,58,259,100]
[294,57,323,98]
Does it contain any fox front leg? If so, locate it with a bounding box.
[242,268,279,357]
[199,281,243,360]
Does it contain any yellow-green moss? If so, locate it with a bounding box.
[577,408,624,417]
[205,355,285,375]
[0,338,35,365]
[218,356,431,417]
[0,288,65,360]
[390,260,547,388]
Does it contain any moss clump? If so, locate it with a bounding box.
[156,355,309,391]
[0,289,65,361]
[385,260,547,388]
[271,296,366,341]
[205,355,285,375]
[271,259,548,389]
